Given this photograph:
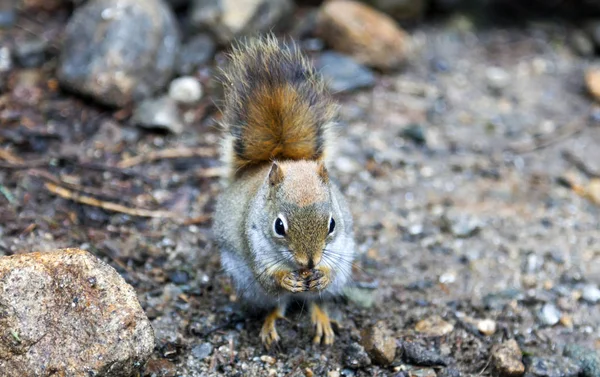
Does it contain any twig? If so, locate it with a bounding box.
[182,215,211,225]
[44,182,178,219]
[561,150,600,178]
[0,149,24,164]
[508,114,588,154]
[117,147,217,168]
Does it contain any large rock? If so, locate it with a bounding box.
[58,0,180,107]
[0,248,154,376]
[188,0,294,43]
[316,0,409,71]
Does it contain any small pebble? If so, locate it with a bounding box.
[0,46,11,72]
[305,368,315,377]
[329,371,341,377]
[401,341,448,367]
[415,315,454,337]
[176,33,216,75]
[191,343,213,360]
[570,30,595,56]
[133,96,183,134]
[261,355,276,365]
[168,76,203,104]
[486,66,510,93]
[14,37,48,68]
[527,356,581,377]
[407,367,437,377]
[582,284,600,304]
[491,339,525,377]
[401,124,427,145]
[344,342,371,368]
[360,321,396,366]
[585,67,600,103]
[477,319,497,336]
[539,303,561,326]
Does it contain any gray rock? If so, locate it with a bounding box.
[191,343,214,360]
[58,0,180,107]
[526,356,582,377]
[486,66,510,93]
[344,342,372,369]
[169,76,203,104]
[538,303,561,326]
[564,344,600,377]
[402,124,427,145]
[492,340,525,377]
[133,96,183,134]
[14,37,48,68]
[440,212,481,238]
[0,248,154,376]
[360,321,396,366]
[582,284,600,304]
[314,52,376,93]
[0,46,11,72]
[401,341,449,367]
[176,33,215,75]
[188,0,294,43]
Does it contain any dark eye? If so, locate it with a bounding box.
[328,217,336,234]
[274,216,287,237]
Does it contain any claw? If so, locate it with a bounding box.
[311,303,335,345]
[307,270,330,292]
[260,308,284,349]
[281,271,305,293]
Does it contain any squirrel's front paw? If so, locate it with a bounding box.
[278,271,306,293]
[307,269,330,292]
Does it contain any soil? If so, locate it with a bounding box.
[1,6,599,377]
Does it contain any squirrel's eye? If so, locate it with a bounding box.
[274,216,287,237]
[328,217,336,234]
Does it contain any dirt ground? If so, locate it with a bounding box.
[1,7,600,377]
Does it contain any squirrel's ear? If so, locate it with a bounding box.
[317,161,329,184]
[268,162,284,186]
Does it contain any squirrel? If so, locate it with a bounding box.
[213,35,356,348]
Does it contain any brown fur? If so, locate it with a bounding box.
[220,35,337,178]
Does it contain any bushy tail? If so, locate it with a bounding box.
[220,35,337,178]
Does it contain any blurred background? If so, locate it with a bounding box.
[1,0,600,376]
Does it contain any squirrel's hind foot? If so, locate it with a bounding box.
[311,303,335,345]
[260,307,285,349]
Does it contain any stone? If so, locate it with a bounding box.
[485,66,510,93]
[133,96,183,134]
[191,342,213,360]
[188,0,294,44]
[538,303,561,326]
[564,344,600,377]
[415,315,454,337]
[0,248,154,376]
[344,342,372,368]
[58,0,180,107]
[14,37,48,68]
[363,0,427,21]
[316,0,409,71]
[144,358,177,377]
[314,52,376,93]
[440,213,481,238]
[477,319,497,336]
[360,321,396,366]
[582,284,600,304]
[585,67,600,103]
[407,368,437,377]
[401,341,448,367]
[402,124,427,145]
[491,339,525,377]
[168,76,203,104]
[526,356,582,377]
[0,46,11,72]
[176,33,216,75]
